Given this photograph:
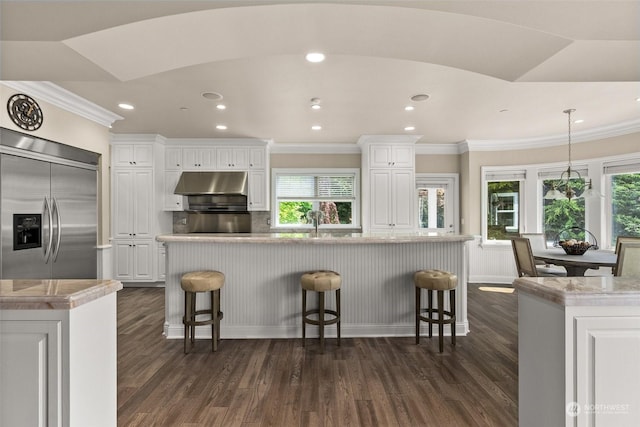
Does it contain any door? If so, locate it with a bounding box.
[416,175,458,233]
[51,163,97,279]
[0,154,52,279]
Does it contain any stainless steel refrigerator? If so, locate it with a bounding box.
[0,128,98,279]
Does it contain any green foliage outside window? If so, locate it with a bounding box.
[278,201,352,225]
[611,173,640,245]
[487,181,520,240]
[542,179,586,243]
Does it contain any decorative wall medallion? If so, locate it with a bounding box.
[7,93,43,131]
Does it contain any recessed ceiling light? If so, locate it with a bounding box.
[310,97,322,109]
[311,125,322,131]
[311,104,321,110]
[216,125,227,130]
[574,119,584,124]
[202,92,223,100]
[499,109,509,113]
[179,107,189,111]
[216,104,226,110]
[118,103,134,110]
[410,94,429,102]
[636,97,640,102]
[404,126,415,131]
[404,106,414,111]
[306,52,325,63]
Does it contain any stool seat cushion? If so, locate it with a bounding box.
[301,270,342,292]
[181,270,225,292]
[414,269,457,291]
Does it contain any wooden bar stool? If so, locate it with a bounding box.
[414,269,457,353]
[181,270,225,354]
[301,270,341,353]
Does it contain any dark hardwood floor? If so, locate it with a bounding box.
[117,285,518,426]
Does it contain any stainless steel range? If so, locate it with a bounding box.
[174,171,251,233]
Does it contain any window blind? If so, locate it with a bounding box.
[276,174,355,200]
[603,159,640,175]
[485,170,526,181]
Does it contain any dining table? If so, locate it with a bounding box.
[533,248,618,276]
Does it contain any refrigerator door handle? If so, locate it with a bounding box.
[43,197,54,263]
[52,197,62,262]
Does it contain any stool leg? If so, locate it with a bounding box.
[415,286,421,344]
[302,289,307,347]
[450,289,456,347]
[216,289,222,345]
[190,292,197,347]
[428,290,433,338]
[183,291,190,354]
[336,289,341,347]
[437,290,444,353]
[319,291,325,353]
[210,290,216,352]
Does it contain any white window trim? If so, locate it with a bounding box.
[481,166,526,245]
[415,173,459,234]
[271,168,360,229]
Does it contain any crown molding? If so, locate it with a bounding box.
[357,134,422,145]
[414,143,461,155]
[270,143,361,154]
[110,133,166,144]
[1,81,123,128]
[165,137,273,147]
[462,117,640,152]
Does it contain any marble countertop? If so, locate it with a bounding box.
[156,232,474,244]
[0,279,123,310]
[513,276,640,306]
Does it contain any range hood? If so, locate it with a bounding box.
[174,171,248,196]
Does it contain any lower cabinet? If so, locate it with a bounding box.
[518,293,640,427]
[0,293,118,427]
[113,239,154,281]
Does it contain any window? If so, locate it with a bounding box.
[541,176,586,244]
[272,169,359,228]
[484,169,524,241]
[604,161,640,246]
[416,174,458,233]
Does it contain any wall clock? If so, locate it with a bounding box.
[7,93,43,131]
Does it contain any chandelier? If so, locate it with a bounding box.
[544,109,602,201]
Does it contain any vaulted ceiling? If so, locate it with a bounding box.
[2,1,639,146]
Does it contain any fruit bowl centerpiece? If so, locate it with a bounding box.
[559,239,591,255]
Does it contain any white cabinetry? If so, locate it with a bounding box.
[165,147,182,170]
[111,140,158,283]
[112,144,153,167]
[248,170,267,210]
[112,169,154,239]
[217,147,249,170]
[518,291,640,427]
[182,147,216,169]
[370,169,415,229]
[0,293,118,427]
[361,141,417,232]
[164,170,183,211]
[249,147,266,169]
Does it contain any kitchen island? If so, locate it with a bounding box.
[157,232,473,340]
[514,276,640,427]
[0,279,122,427]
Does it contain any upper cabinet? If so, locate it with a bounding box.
[369,144,414,169]
[182,147,216,170]
[165,147,182,170]
[217,147,249,170]
[112,144,153,168]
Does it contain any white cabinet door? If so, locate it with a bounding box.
[157,244,166,281]
[0,320,61,427]
[391,169,415,228]
[113,240,133,280]
[249,147,266,169]
[369,145,414,168]
[369,169,415,230]
[165,147,182,170]
[217,147,249,169]
[575,315,640,426]
[370,170,393,229]
[248,170,267,211]
[112,144,153,167]
[163,171,183,211]
[182,148,216,169]
[112,170,134,239]
[113,169,153,238]
[132,240,153,280]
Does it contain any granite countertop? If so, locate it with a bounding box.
[513,276,640,306]
[156,232,474,244]
[0,279,123,310]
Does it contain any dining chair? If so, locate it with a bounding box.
[612,236,640,274]
[614,242,640,277]
[513,236,566,277]
[512,237,566,277]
